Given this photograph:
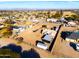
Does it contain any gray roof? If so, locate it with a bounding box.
[43,34,52,41]
[67,31,79,39]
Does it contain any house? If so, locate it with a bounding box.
[47,18,57,23]
[32,19,39,23]
[13,26,26,34]
[0,24,4,28]
[18,26,26,32]
[42,29,57,43]
[12,26,20,34]
[57,17,68,23]
[42,29,53,35]
[42,28,57,38]
[65,31,79,42]
[36,40,48,50]
[0,17,6,23]
[68,21,76,27]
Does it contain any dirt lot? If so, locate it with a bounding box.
[0,38,56,58]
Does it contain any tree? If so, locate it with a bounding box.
[65,14,79,21]
[0,17,14,38]
[51,11,62,19]
[0,49,20,58]
[0,28,12,38]
[71,14,79,21]
[65,17,74,21]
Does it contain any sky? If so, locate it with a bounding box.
[0,1,79,9]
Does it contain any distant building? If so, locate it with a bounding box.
[13,26,20,35]
[57,17,68,23]
[13,26,26,34]
[31,19,39,23]
[0,17,6,23]
[47,18,57,23]
[0,24,4,28]
[68,21,76,27]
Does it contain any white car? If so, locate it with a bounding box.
[76,43,79,51]
[37,41,48,50]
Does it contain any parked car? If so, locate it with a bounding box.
[76,43,79,51]
[36,41,48,50]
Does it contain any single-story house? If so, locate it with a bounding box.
[12,26,20,34]
[0,24,4,28]
[47,18,57,23]
[0,18,6,23]
[13,26,26,34]
[57,17,68,23]
[18,26,26,32]
[42,29,57,38]
[36,40,48,50]
[65,31,79,42]
[68,21,76,27]
[32,19,39,23]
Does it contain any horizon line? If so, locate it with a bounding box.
[0,8,79,10]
